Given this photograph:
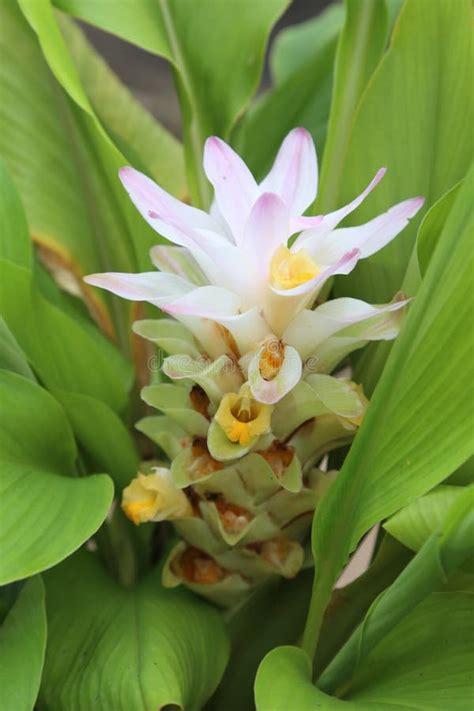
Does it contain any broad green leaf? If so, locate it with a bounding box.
[0,577,46,711]
[384,485,468,551]
[256,593,474,710]
[0,318,35,381]
[40,550,230,711]
[0,2,127,327]
[302,164,473,658]
[332,0,473,302]
[53,0,289,206]
[354,180,464,394]
[270,4,344,85]
[60,15,186,199]
[19,0,185,198]
[237,5,344,176]
[319,487,474,693]
[313,534,412,679]
[344,593,474,708]
[316,0,389,212]
[0,371,113,584]
[416,181,462,279]
[18,0,163,269]
[256,647,357,710]
[0,160,31,269]
[398,180,463,299]
[52,389,140,490]
[0,259,132,412]
[0,0,175,343]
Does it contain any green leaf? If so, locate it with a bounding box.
[313,534,412,679]
[0,160,31,269]
[270,4,344,85]
[354,180,464,393]
[18,0,164,268]
[0,2,128,300]
[416,181,462,279]
[256,647,355,711]
[0,318,35,381]
[40,550,230,711]
[52,389,140,490]
[0,371,113,584]
[237,5,344,178]
[59,15,186,198]
[0,0,180,344]
[302,163,473,658]
[0,259,132,412]
[384,486,467,551]
[0,577,46,711]
[396,180,463,300]
[53,0,289,206]
[316,0,389,213]
[256,593,474,710]
[319,486,474,693]
[344,593,474,708]
[332,0,473,302]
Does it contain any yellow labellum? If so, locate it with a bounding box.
[270,245,320,290]
[122,469,192,525]
[215,386,273,446]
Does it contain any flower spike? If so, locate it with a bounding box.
[84,128,423,606]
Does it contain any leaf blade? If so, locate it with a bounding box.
[41,550,230,711]
[0,577,46,711]
[0,372,113,584]
[303,160,474,659]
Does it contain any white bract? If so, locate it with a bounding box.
[85,128,423,404]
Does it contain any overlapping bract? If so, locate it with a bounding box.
[85,129,422,603]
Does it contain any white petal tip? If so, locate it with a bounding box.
[204,136,223,153]
[397,196,425,220]
[292,127,311,140]
[118,166,133,181]
[411,196,425,212]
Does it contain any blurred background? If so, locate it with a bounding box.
[84,0,330,138]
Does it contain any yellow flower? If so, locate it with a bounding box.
[270,245,320,290]
[215,385,273,446]
[122,468,193,525]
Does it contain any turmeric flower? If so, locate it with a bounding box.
[85,128,422,342]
